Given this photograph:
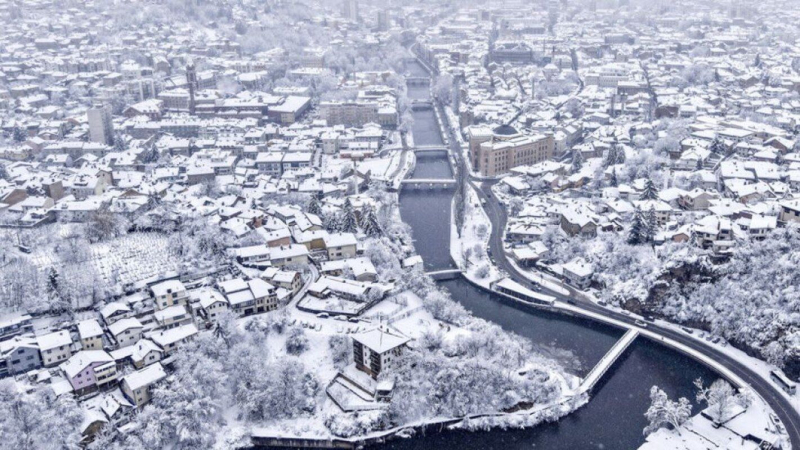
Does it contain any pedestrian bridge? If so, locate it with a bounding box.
[413,145,449,153]
[578,328,639,393]
[426,269,464,280]
[400,178,457,189]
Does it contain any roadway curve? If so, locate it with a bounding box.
[472,180,800,449]
[423,50,800,448]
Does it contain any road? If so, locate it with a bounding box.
[418,48,800,448]
[472,179,800,448]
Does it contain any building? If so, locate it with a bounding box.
[342,0,358,21]
[150,279,188,311]
[352,328,409,379]
[36,331,74,367]
[320,101,379,127]
[469,125,554,177]
[108,318,144,348]
[0,336,41,377]
[60,350,117,396]
[0,313,34,341]
[87,104,114,146]
[77,319,104,350]
[121,363,167,408]
[324,233,359,261]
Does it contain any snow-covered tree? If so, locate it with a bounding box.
[0,380,84,450]
[306,195,322,216]
[285,327,309,355]
[641,178,659,200]
[694,378,738,424]
[628,208,646,245]
[571,150,584,174]
[643,386,691,436]
[360,205,382,237]
[340,199,359,234]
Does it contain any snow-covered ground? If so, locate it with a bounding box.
[450,183,503,288]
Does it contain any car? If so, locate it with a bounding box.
[635,320,647,328]
[621,310,631,316]
[681,327,693,334]
[598,301,608,307]
[566,299,576,305]
[645,315,655,322]
[18,245,30,254]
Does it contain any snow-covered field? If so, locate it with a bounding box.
[28,232,178,288]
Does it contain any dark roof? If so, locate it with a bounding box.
[493,124,519,136]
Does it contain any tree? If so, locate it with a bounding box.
[12,126,26,143]
[285,327,309,355]
[643,207,657,243]
[340,199,358,234]
[360,205,382,237]
[571,150,584,174]
[0,381,84,450]
[603,143,618,168]
[609,168,618,187]
[709,138,726,155]
[643,385,691,436]
[323,211,341,232]
[694,378,738,424]
[306,195,322,216]
[641,178,659,200]
[628,208,645,245]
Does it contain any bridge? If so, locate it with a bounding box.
[578,328,639,394]
[426,269,464,281]
[413,145,449,153]
[411,100,434,111]
[400,178,457,189]
[406,76,431,87]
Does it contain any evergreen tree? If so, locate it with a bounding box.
[642,178,659,200]
[616,144,626,164]
[603,143,618,168]
[628,208,645,245]
[323,212,341,232]
[306,195,322,216]
[643,207,657,243]
[609,168,618,187]
[12,126,26,143]
[571,150,584,174]
[360,205,382,237]
[340,199,358,233]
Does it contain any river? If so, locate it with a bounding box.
[373,62,718,450]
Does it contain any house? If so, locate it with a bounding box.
[269,244,309,267]
[77,319,104,350]
[308,276,373,302]
[779,199,800,225]
[562,258,594,290]
[100,302,132,325]
[149,324,198,356]
[153,305,191,329]
[0,336,41,377]
[108,318,144,348]
[0,313,34,341]
[150,279,189,311]
[324,233,359,260]
[320,257,377,282]
[219,278,278,316]
[193,289,229,322]
[60,350,117,396]
[121,363,167,408]
[560,209,598,237]
[36,330,74,367]
[262,267,305,293]
[352,327,410,379]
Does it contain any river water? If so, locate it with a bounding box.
[373,63,718,450]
